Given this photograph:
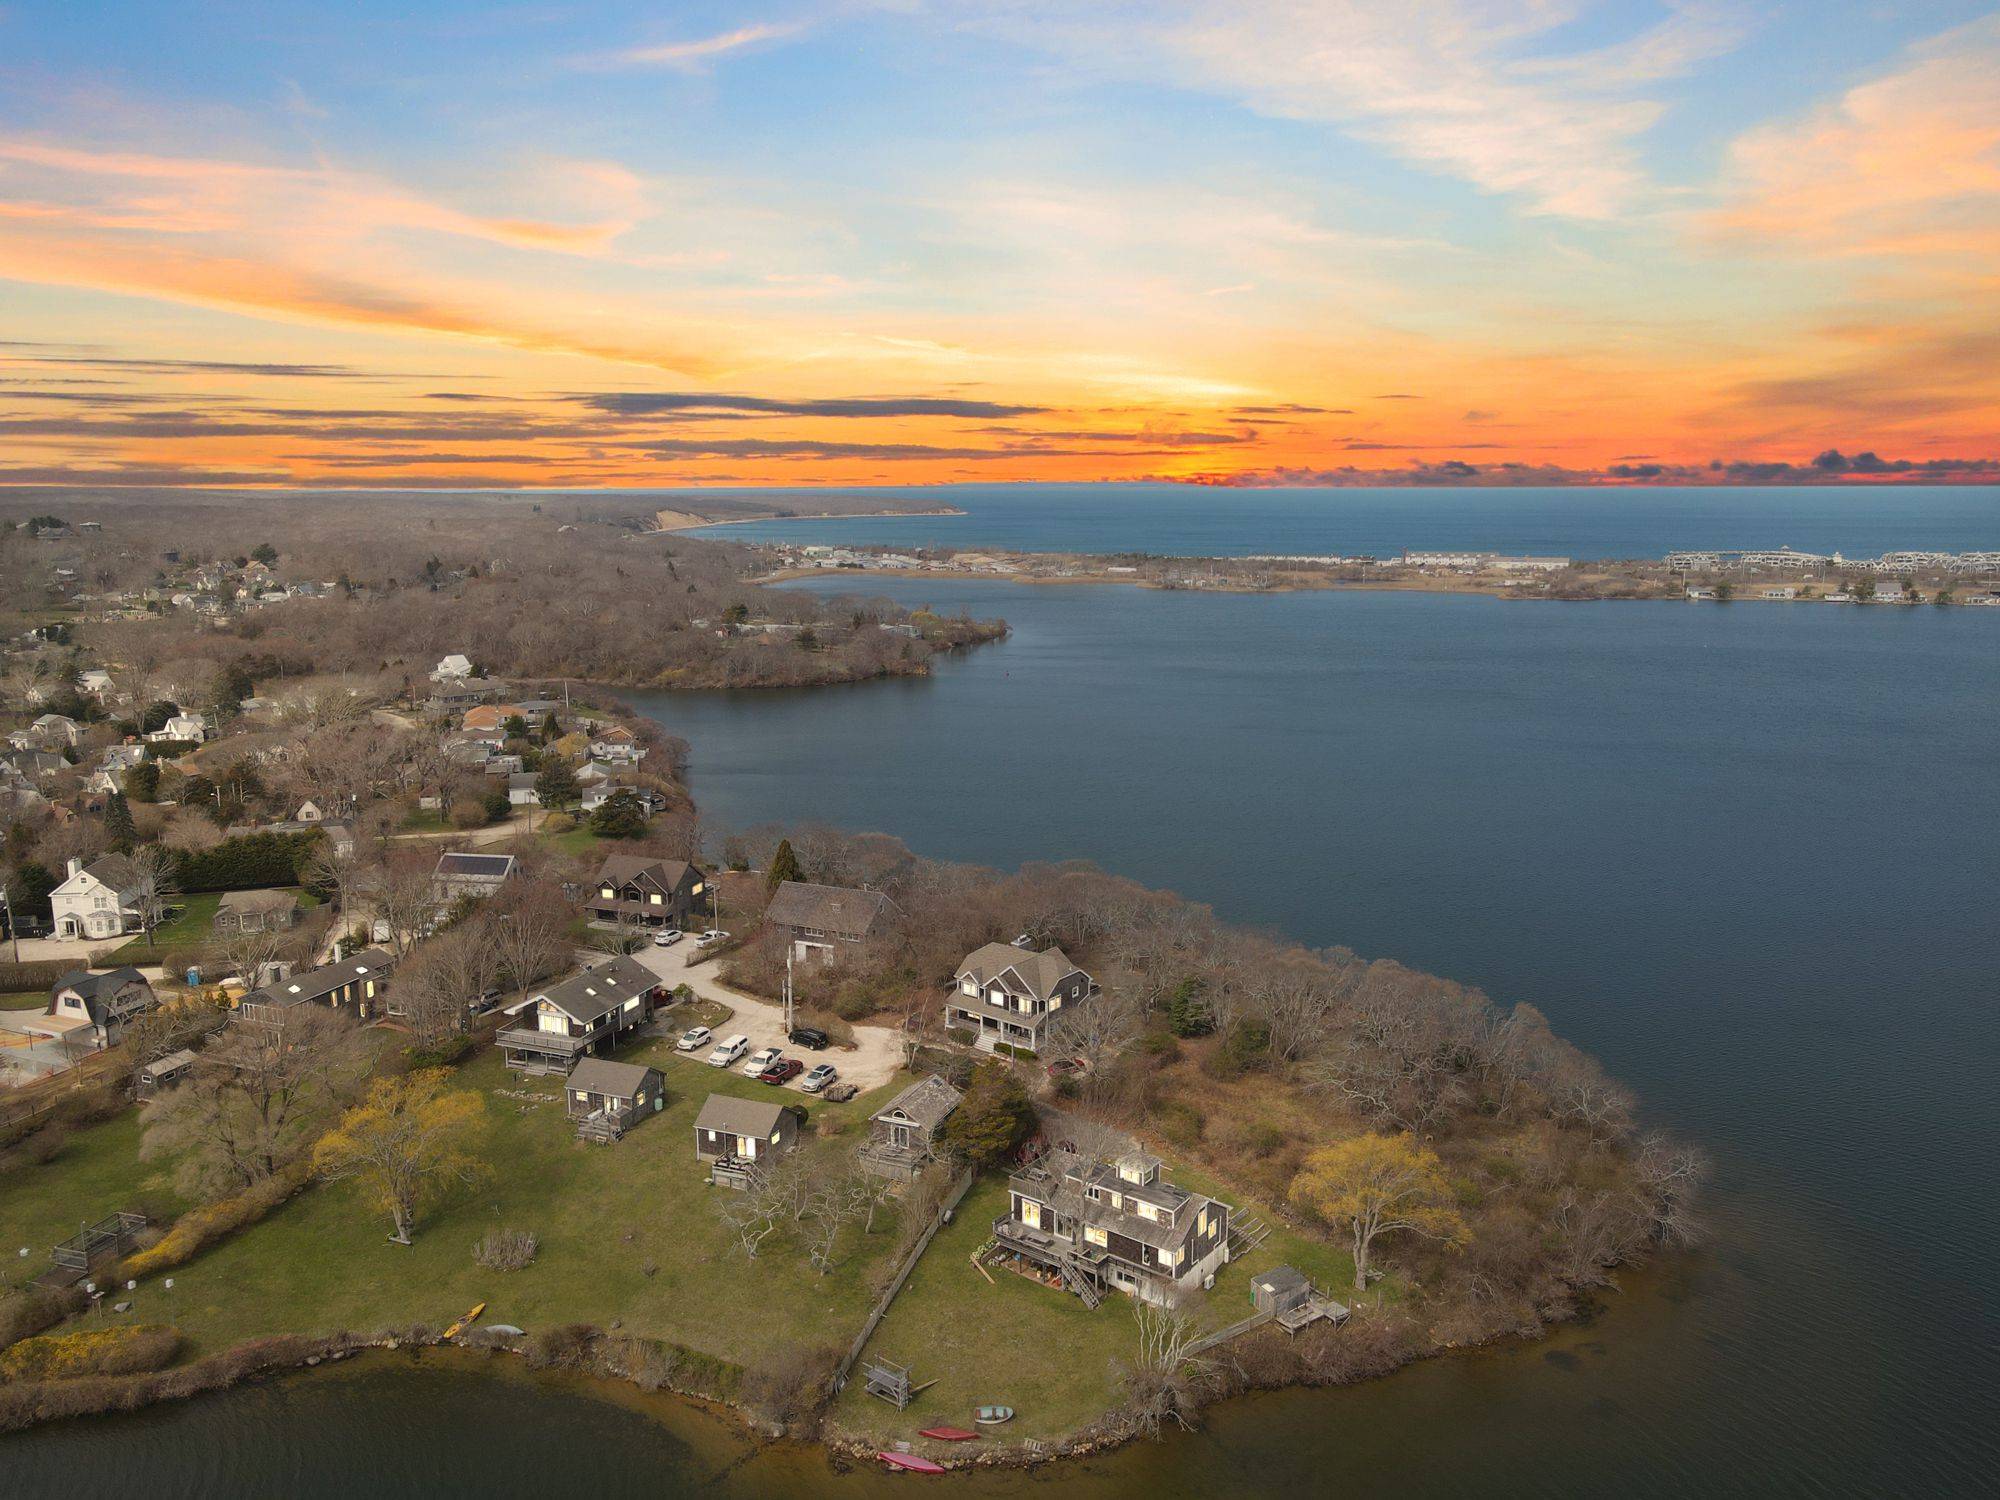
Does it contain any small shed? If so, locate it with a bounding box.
[137,1048,199,1099]
[565,1057,664,1142]
[1251,1265,1312,1316]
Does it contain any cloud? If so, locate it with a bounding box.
[580,22,802,72]
[964,2,1748,217]
[1174,450,2000,487]
[571,392,1051,419]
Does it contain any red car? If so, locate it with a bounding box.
[758,1057,804,1085]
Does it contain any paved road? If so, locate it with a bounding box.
[627,938,905,1093]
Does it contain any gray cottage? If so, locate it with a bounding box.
[239,948,395,1023]
[497,955,660,1073]
[694,1093,799,1184]
[944,942,1095,1053]
[565,1057,665,1141]
[765,880,900,965]
[861,1075,964,1178]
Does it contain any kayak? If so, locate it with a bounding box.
[441,1302,487,1339]
[973,1404,1013,1425]
[919,1426,979,1442]
[879,1452,946,1473]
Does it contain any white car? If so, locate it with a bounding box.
[800,1063,838,1093]
[675,1025,712,1052]
[740,1044,782,1077]
[652,929,683,947]
[695,929,730,948]
[706,1034,749,1068]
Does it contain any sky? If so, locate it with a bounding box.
[1,0,1997,489]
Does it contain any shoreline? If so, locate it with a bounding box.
[649,506,967,535]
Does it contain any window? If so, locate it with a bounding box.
[1084,1225,1108,1248]
[690,882,704,896]
[574,1091,587,1101]
[648,893,661,904]
[600,886,615,898]
[623,997,640,1013]
[1020,1199,1042,1230]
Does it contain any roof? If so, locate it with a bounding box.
[1009,1148,1218,1253]
[76,854,140,891]
[532,955,656,1023]
[873,1075,964,1132]
[1252,1265,1310,1294]
[216,888,298,915]
[49,967,153,1025]
[433,851,517,881]
[594,854,694,894]
[765,881,897,941]
[245,948,393,1008]
[695,1093,790,1139]
[141,1048,199,1080]
[956,943,1084,1002]
[566,1057,659,1098]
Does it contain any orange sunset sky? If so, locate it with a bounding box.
[2,2,1997,489]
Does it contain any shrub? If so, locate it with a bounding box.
[404,1033,474,1070]
[120,1159,313,1280]
[167,831,323,892]
[0,1287,89,1354]
[0,960,72,994]
[481,787,514,821]
[525,1323,598,1371]
[945,1026,976,1048]
[447,799,489,830]
[473,1228,539,1272]
[994,1042,1038,1061]
[1154,1099,1206,1145]
[0,1325,183,1382]
[541,812,575,834]
[741,1342,841,1433]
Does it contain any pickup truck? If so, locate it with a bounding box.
[740,1045,782,1077]
[706,1034,749,1068]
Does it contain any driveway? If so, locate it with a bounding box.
[6,934,114,965]
[627,939,905,1092]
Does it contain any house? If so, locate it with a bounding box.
[431,850,518,902]
[213,889,299,933]
[587,854,708,929]
[31,713,83,748]
[462,704,523,735]
[101,743,149,773]
[945,943,1096,1054]
[428,676,507,714]
[318,821,357,858]
[41,967,157,1049]
[50,854,144,940]
[860,1075,963,1178]
[765,881,901,965]
[996,1147,1232,1307]
[3,749,66,782]
[239,948,394,1023]
[507,773,540,806]
[564,1057,665,1141]
[694,1093,799,1181]
[78,670,115,697]
[145,714,208,744]
[295,799,328,822]
[582,781,665,814]
[136,1048,199,1099]
[432,653,474,680]
[588,726,645,764]
[496,955,661,1074]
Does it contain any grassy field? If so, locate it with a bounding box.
[1,1043,921,1371]
[99,888,319,964]
[1,990,48,1011]
[0,1109,188,1280]
[543,823,607,859]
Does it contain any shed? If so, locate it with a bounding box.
[1251,1265,1312,1316]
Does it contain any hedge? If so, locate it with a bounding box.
[167,831,323,893]
[994,1042,1039,1061]
[119,1159,314,1281]
[0,1325,183,1382]
[0,961,71,995]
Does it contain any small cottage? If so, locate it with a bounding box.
[565,1057,665,1141]
[694,1094,799,1182]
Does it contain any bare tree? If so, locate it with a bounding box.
[126,844,180,950]
[803,1165,878,1275]
[490,881,573,999]
[363,852,440,958]
[1631,1133,1710,1249]
[1116,1291,1211,1437]
[716,1153,810,1260]
[1044,985,1143,1081]
[392,923,495,1043]
[211,921,291,993]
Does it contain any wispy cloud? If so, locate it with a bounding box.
[579,21,803,73]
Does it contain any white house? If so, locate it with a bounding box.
[78,670,115,697]
[30,714,82,748]
[432,653,474,681]
[145,714,209,744]
[588,726,645,764]
[50,854,146,940]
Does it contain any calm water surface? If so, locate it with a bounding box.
[8,490,1998,1496]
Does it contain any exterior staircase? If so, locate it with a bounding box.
[1228,1210,1272,1257]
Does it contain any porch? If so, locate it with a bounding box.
[498,1026,590,1074]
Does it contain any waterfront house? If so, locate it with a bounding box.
[213,888,299,934]
[239,948,394,1023]
[50,854,144,940]
[432,653,474,681]
[995,1147,1232,1307]
[497,955,660,1074]
[564,1057,665,1141]
[587,726,645,764]
[587,854,708,929]
[765,880,901,965]
[694,1093,799,1181]
[860,1075,963,1179]
[42,967,157,1049]
[944,942,1095,1054]
[431,850,518,903]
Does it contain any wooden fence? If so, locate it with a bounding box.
[832,1168,975,1391]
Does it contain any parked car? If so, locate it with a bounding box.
[706,1033,749,1068]
[676,1025,713,1053]
[740,1045,782,1076]
[695,929,730,948]
[788,1025,830,1051]
[800,1063,838,1093]
[1046,1058,1087,1079]
[652,929,683,947]
[759,1058,804,1086]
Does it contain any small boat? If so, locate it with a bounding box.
[441,1302,487,1339]
[879,1451,946,1473]
[919,1426,979,1442]
[973,1404,1013,1426]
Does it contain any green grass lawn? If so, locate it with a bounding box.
[543,823,606,859]
[99,888,318,964]
[1,990,48,1011]
[0,1109,189,1279]
[400,808,450,832]
[59,1048,918,1369]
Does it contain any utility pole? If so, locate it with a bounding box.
[784,940,795,1037]
[1,887,17,964]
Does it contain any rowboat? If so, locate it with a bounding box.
[441,1302,487,1339]
[879,1452,945,1473]
[973,1404,1013,1425]
[919,1426,979,1442]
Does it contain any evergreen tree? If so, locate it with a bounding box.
[533,760,581,810]
[588,789,648,839]
[103,792,137,853]
[765,838,802,893]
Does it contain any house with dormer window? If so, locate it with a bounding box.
[944,941,1096,1053]
[586,854,707,929]
[496,955,661,1074]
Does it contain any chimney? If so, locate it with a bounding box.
[66,856,83,881]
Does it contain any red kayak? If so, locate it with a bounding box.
[879,1451,946,1473]
[919,1426,979,1442]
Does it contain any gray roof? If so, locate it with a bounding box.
[765,881,897,941]
[434,851,517,881]
[594,854,695,895]
[246,948,393,1008]
[216,888,298,915]
[1008,1148,1219,1254]
[51,967,152,1024]
[957,943,1085,1002]
[695,1093,789,1139]
[532,955,656,1023]
[141,1048,199,1080]
[873,1075,963,1132]
[79,854,141,890]
[1253,1265,1310,1294]
[566,1057,658,1099]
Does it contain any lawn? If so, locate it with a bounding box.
[0,1109,189,1276]
[100,888,319,964]
[1,991,48,1011]
[81,1047,920,1369]
[543,823,607,859]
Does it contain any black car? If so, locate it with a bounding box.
[788,1026,830,1050]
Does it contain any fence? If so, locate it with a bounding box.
[832,1168,975,1391]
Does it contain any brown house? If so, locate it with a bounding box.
[694,1093,799,1185]
[765,880,901,965]
[564,1057,665,1141]
[587,854,708,929]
